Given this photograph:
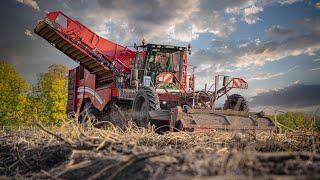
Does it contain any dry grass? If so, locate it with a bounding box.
[1,119,320,179]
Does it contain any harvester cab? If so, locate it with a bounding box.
[34,11,275,133]
[130,43,188,91]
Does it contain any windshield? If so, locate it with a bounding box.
[145,49,183,88]
[148,51,181,73]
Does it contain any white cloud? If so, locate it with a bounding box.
[290,80,300,86]
[243,5,263,24]
[84,0,272,42]
[238,42,250,48]
[300,17,320,32]
[191,10,237,37]
[251,87,271,96]
[316,2,320,9]
[24,29,33,37]
[16,0,40,11]
[235,34,320,68]
[70,0,304,43]
[247,72,285,81]
[225,2,264,25]
[167,23,198,42]
[255,38,261,45]
[267,25,294,36]
[278,0,302,5]
[225,0,302,25]
[309,67,320,71]
[85,0,200,43]
[190,33,320,88]
[247,65,298,81]
[288,65,300,72]
[24,29,35,40]
[225,6,242,14]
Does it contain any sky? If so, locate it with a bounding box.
[1,0,320,113]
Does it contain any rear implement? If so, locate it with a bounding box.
[170,108,274,133]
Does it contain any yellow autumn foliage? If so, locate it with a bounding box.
[0,62,68,126]
[34,64,68,124]
[0,61,30,126]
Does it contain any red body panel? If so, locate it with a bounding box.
[46,11,136,74]
[69,68,115,112]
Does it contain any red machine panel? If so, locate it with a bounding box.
[46,12,136,71]
[36,11,136,79]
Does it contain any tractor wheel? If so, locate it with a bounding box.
[79,102,100,126]
[132,86,160,127]
[223,94,248,111]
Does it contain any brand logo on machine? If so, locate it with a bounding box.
[77,87,103,104]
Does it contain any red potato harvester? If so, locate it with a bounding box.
[35,11,274,133]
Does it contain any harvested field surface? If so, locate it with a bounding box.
[1,122,320,179]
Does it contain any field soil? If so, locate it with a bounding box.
[1,122,320,179]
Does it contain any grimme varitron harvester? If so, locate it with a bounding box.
[35,11,274,132]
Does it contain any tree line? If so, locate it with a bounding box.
[0,61,68,126]
[0,61,319,132]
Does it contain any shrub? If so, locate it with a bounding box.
[275,112,320,132]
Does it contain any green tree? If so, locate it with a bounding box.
[33,64,68,124]
[276,112,320,132]
[0,61,30,126]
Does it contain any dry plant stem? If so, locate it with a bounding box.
[112,103,126,119]
[34,122,72,146]
[16,148,31,169]
[41,170,62,180]
[89,152,166,180]
[96,140,108,151]
[56,160,92,177]
[106,152,167,180]
[1,121,319,179]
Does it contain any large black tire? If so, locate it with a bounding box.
[132,86,160,127]
[78,102,100,126]
[223,94,248,111]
